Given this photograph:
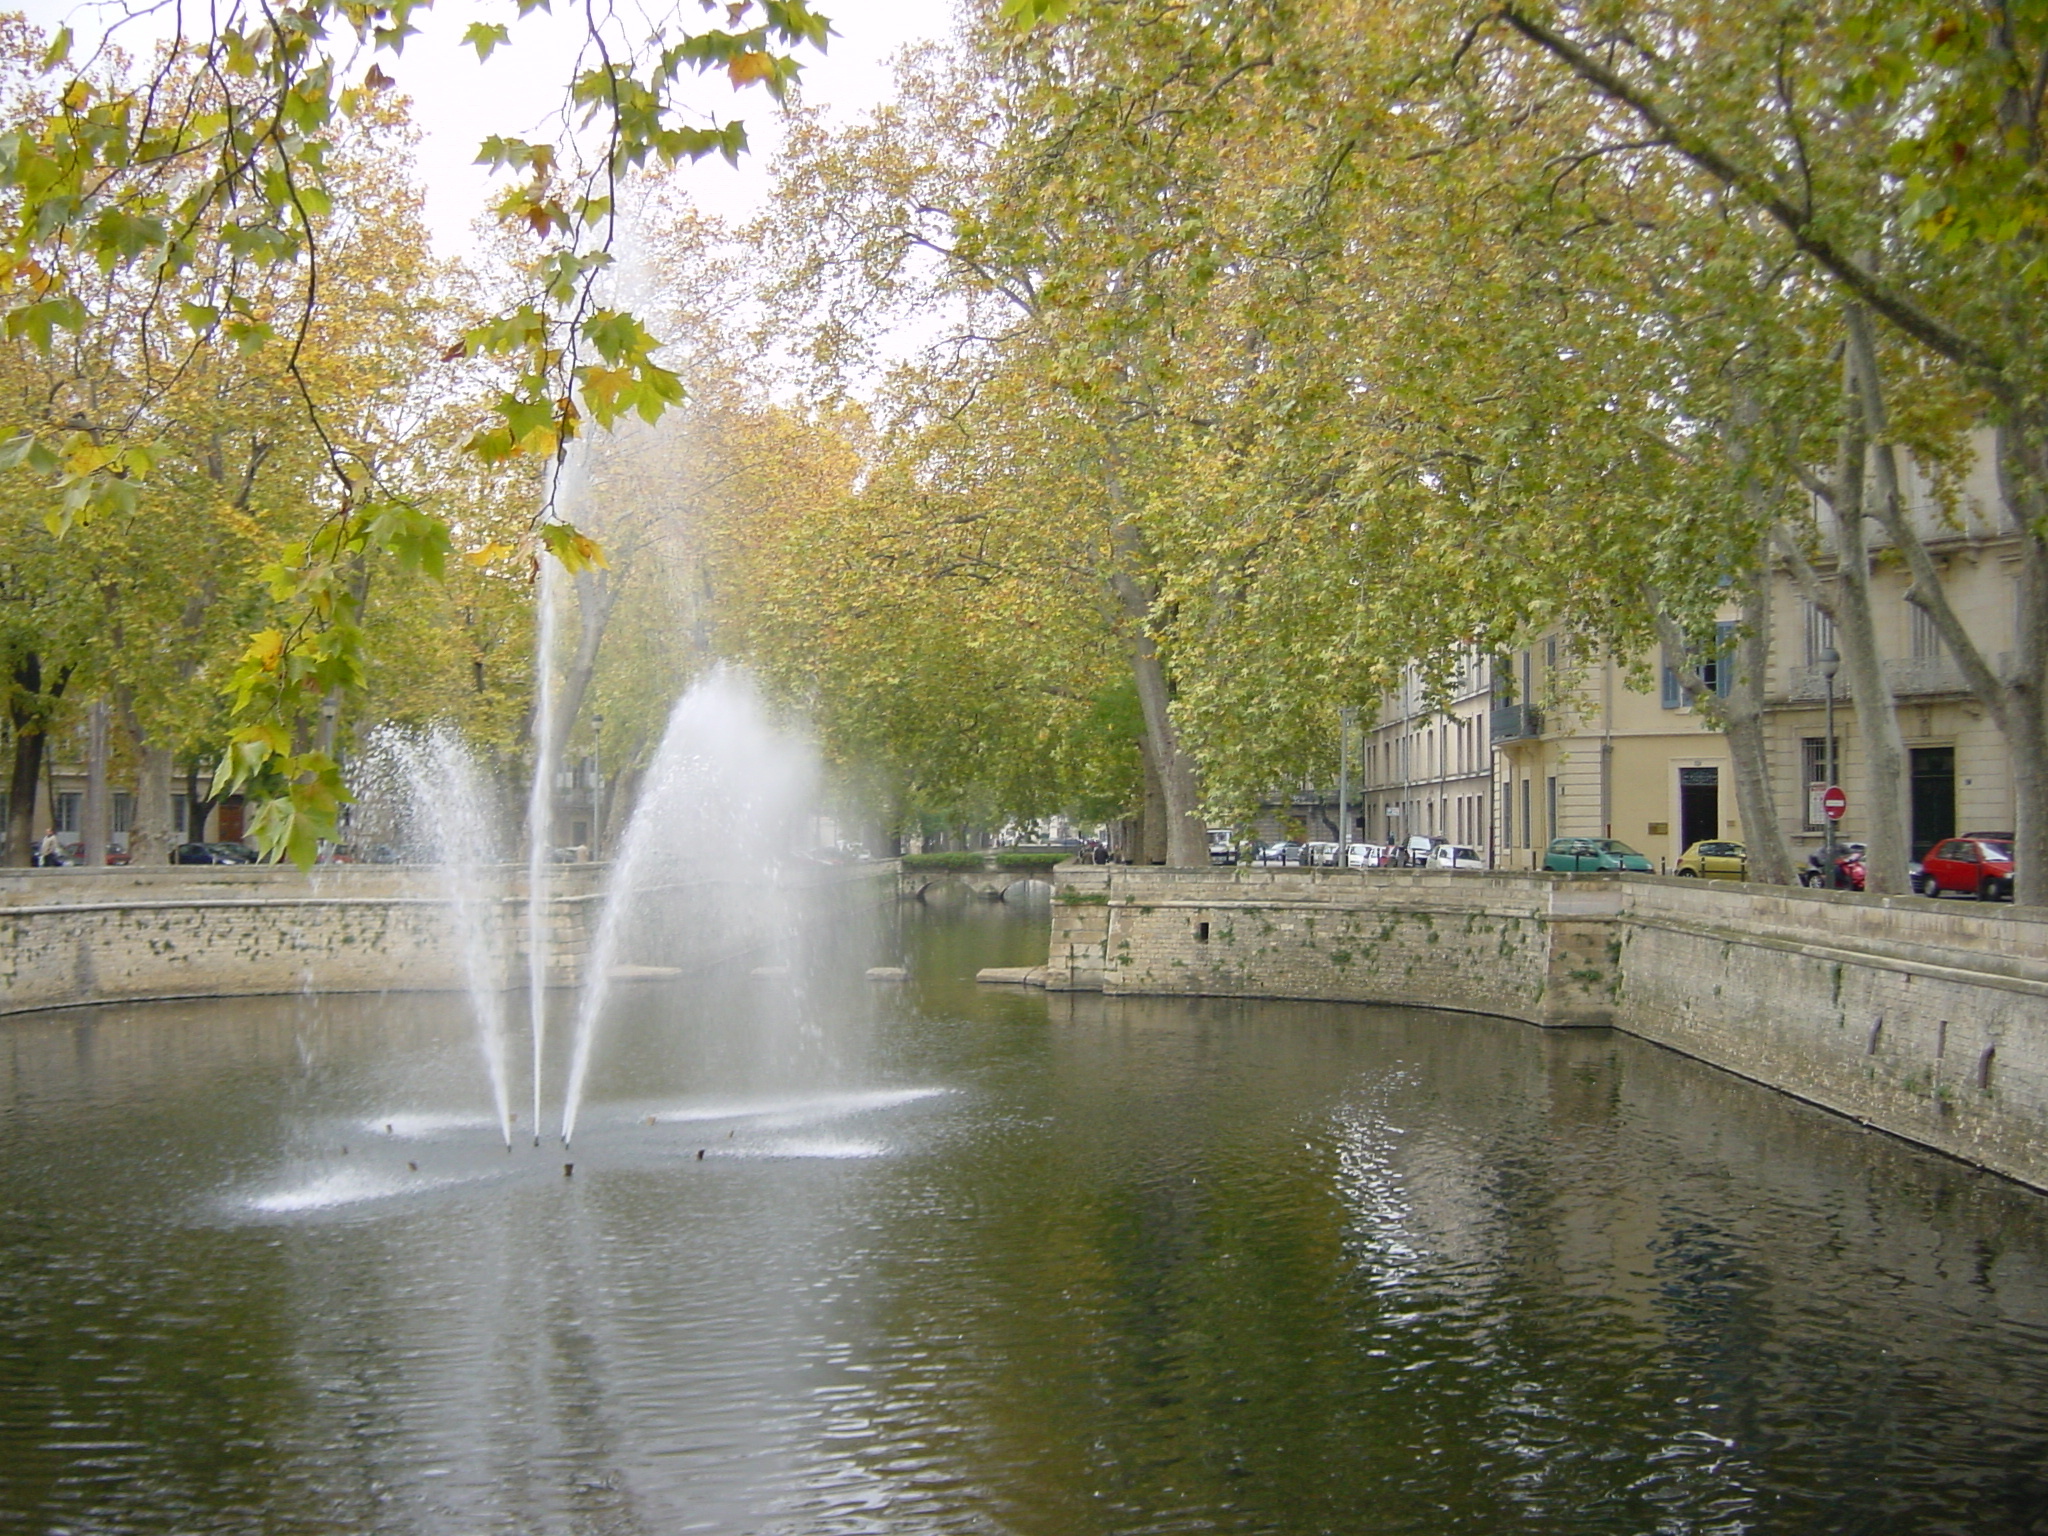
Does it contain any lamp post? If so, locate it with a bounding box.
[1337,706,1356,870]
[590,713,604,860]
[1820,646,1840,887]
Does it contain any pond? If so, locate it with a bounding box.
[4,897,2048,1534]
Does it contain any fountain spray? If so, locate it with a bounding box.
[526,547,563,1145]
[558,670,816,1145]
[394,729,516,1148]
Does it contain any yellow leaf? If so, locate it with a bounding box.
[243,629,286,671]
[727,52,777,87]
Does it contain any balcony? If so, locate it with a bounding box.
[1489,703,1542,741]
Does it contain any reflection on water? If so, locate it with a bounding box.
[5,899,2048,1533]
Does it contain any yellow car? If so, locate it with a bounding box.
[1675,839,1747,879]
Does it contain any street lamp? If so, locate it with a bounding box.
[1338,706,1357,870]
[1820,646,1840,887]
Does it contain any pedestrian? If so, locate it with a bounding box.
[36,827,60,867]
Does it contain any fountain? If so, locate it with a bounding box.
[350,665,826,1153]
[394,728,518,1150]
[525,547,562,1145]
[349,726,518,1147]
[559,668,819,1144]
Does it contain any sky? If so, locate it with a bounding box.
[14,0,958,256]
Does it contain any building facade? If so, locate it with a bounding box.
[1358,651,1496,855]
[1359,434,2020,872]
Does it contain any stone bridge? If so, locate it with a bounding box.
[898,856,1070,903]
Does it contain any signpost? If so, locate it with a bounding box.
[1822,784,1847,888]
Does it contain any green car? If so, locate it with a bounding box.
[1543,837,1654,873]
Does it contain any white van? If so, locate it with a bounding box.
[1426,844,1485,872]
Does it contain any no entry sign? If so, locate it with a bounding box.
[1822,785,1848,821]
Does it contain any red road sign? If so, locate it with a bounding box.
[1822,785,1848,820]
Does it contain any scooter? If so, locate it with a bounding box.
[1801,842,1867,890]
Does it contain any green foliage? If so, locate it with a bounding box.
[994,849,1068,870]
[0,2,828,862]
[902,850,989,870]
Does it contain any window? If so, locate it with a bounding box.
[1910,601,1942,661]
[172,794,188,834]
[1521,778,1533,849]
[112,792,133,833]
[55,791,80,833]
[1703,621,1737,697]
[1547,776,1559,842]
[1665,623,1738,707]
[1802,736,1840,830]
[1804,603,1837,666]
[1503,781,1514,849]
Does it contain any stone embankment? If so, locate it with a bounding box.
[1047,865,2048,1192]
[0,860,894,1017]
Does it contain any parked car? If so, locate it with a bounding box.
[1426,844,1485,872]
[1675,840,1748,879]
[1207,828,1239,866]
[1920,834,2016,900]
[1543,837,1654,873]
[1346,843,1383,868]
[1257,841,1304,866]
[173,841,259,865]
[1303,841,1341,867]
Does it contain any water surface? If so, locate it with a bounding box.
[4,900,2048,1533]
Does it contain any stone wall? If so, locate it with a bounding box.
[1613,879,2048,1193]
[1047,865,2048,1191]
[0,861,893,1017]
[1047,866,1622,1026]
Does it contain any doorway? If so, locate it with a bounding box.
[1679,767,1720,851]
[1910,746,1956,861]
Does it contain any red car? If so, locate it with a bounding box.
[1920,834,2016,901]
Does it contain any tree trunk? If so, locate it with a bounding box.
[1841,307,2048,900]
[1995,422,2048,906]
[1824,353,1912,895]
[1730,604,1797,884]
[80,699,109,866]
[6,653,68,868]
[1104,510,1206,867]
[1127,626,1205,865]
[5,717,44,868]
[1655,579,1798,886]
[131,744,174,865]
[547,569,619,775]
[1097,438,1208,867]
[1139,738,1167,865]
[185,761,216,845]
[116,688,174,867]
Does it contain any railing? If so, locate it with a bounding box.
[1489,702,1542,741]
